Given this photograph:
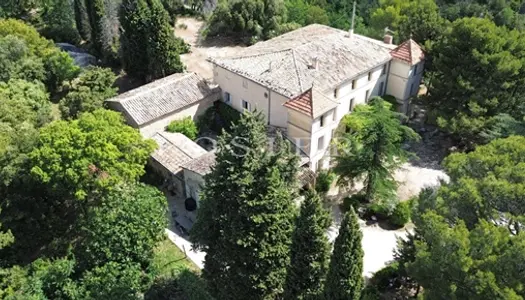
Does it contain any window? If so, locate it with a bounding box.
[242,100,250,111]
[365,90,370,102]
[320,115,324,127]
[352,80,356,90]
[381,64,387,75]
[368,72,372,81]
[334,88,338,99]
[224,92,231,104]
[349,98,355,112]
[242,79,248,89]
[413,65,418,75]
[379,82,384,96]
[332,109,337,121]
[318,135,324,151]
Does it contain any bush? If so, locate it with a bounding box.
[382,95,398,111]
[361,285,382,300]
[342,193,366,212]
[166,117,198,140]
[389,201,411,228]
[369,262,402,292]
[368,202,390,219]
[197,101,241,134]
[315,170,336,193]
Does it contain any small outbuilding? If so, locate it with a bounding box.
[107,72,220,137]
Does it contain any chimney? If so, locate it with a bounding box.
[384,34,393,44]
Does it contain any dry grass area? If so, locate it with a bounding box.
[174,17,245,79]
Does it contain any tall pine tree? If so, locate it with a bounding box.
[324,208,364,300]
[191,111,298,300]
[85,0,105,55]
[120,0,184,81]
[284,189,331,300]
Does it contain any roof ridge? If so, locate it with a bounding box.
[110,72,196,103]
[291,50,303,91]
[217,48,294,61]
[157,131,199,160]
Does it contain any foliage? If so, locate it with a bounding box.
[334,98,419,206]
[315,170,336,194]
[342,193,366,213]
[324,208,364,300]
[74,0,92,41]
[370,0,445,44]
[59,67,117,119]
[407,211,525,299]
[39,0,81,44]
[389,201,411,228]
[369,262,402,292]
[0,79,52,127]
[29,109,157,199]
[166,117,198,140]
[284,190,331,300]
[74,183,167,273]
[206,0,287,43]
[0,35,46,83]
[80,262,147,300]
[0,19,80,94]
[191,111,299,299]
[120,0,186,82]
[285,0,329,26]
[146,270,213,300]
[197,101,241,133]
[428,17,525,146]
[0,209,14,250]
[479,113,525,144]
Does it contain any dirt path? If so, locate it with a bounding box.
[174,17,245,79]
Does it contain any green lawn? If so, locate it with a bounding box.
[152,238,200,278]
[146,238,212,300]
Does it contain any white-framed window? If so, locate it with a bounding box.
[242,79,248,89]
[242,99,250,111]
[334,88,338,99]
[368,72,372,81]
[349,98,355,112]
[318,135,324,151]
[352,79,356,90]
[320,115,324,127]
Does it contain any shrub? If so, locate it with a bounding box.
[382,95,398,111]
[389,201,411,228]
[369,262,402,292]
[368,202,390,219]
[197,101,241,134]
[342,193,366,212]
[315,170,336,193]
[166,117,198,140]
[361,285,382,300]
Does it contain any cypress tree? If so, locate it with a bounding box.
[284,189,332,300]
[85,0,105,55]
[146,0,184,81]
[191,111,298,300]
[73,0,91,41]
[324,208,364,300]
[120,0,185,81]
[119,0,150,80]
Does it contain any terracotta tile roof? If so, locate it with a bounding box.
[106,72,219,126]
[390,39,425,65]
[283,87,338,118]
[210,24,395,98]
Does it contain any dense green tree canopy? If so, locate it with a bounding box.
[428,17,525,146]
[334,98,419,207]
[29,109,157,199]
[284,190,331,300]
[0,79,52,127]
[59,67,117,119]
[0,35,46,83]
[191,112,299,299]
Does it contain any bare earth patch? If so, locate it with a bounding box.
[175,17,245,79]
